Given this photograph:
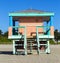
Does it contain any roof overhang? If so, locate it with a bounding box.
[9,12,54,17]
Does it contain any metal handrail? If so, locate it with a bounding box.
[36,26,50,28]
[12,26,26,36]
[12,26,26,28]
[36,26,50,35]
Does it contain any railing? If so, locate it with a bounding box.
[36,26,50,36]
[12,26,26,36]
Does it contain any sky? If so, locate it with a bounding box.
[0,0,60,33]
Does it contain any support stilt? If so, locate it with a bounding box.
[46,40,50,54]
[30,41,32,53]
[24,38,27,55]
[13,40,16,54]
[37,38,40,54]
[24,27,27,55]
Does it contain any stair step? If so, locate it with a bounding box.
[39,44,47,46]
[15,44,24,46]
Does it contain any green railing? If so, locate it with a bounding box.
[12,26,26,35]
[12,26,25,28]
[36,26,50,35]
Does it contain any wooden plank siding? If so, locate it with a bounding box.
[18,17,43,37]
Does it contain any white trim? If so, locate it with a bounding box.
[9,13,54,16]
[38,35,54,38]
[8,35,22,39]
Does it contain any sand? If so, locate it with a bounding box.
[0,44,60,63]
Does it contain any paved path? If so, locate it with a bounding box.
[0,45,60,63]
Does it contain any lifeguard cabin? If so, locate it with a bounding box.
[8,9,54,55]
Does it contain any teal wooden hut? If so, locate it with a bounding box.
[8,9,54,55]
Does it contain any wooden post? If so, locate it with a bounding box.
[13,40,16,54]
[46,40,50,54]
[50,16,53,26]
[24,27,27,55]
[36,27,40,54]
[30,41,32,53]
[9,16,13,26]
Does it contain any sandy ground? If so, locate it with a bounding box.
[0,44,60,63]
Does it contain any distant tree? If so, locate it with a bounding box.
[57,32,60,40]
[0,29,3,36]
[54,29,60,44]
[3,31,8,37]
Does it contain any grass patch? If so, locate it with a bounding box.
[49,39,60,44]
[49,39,55,44]
[0,36,12,44]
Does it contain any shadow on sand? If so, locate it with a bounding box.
[0,51,13,55]
[0,51,33,55]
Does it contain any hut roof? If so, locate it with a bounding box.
[9,9,54,16]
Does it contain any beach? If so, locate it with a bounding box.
[0,44,60,63]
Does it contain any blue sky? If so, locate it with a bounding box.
[0,0,60,32]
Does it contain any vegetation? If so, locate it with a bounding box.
[0,29,60,44]
[0,30,12,44]
[49,29,60,44]
[49,39,55,44]
[54,29,60,44]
